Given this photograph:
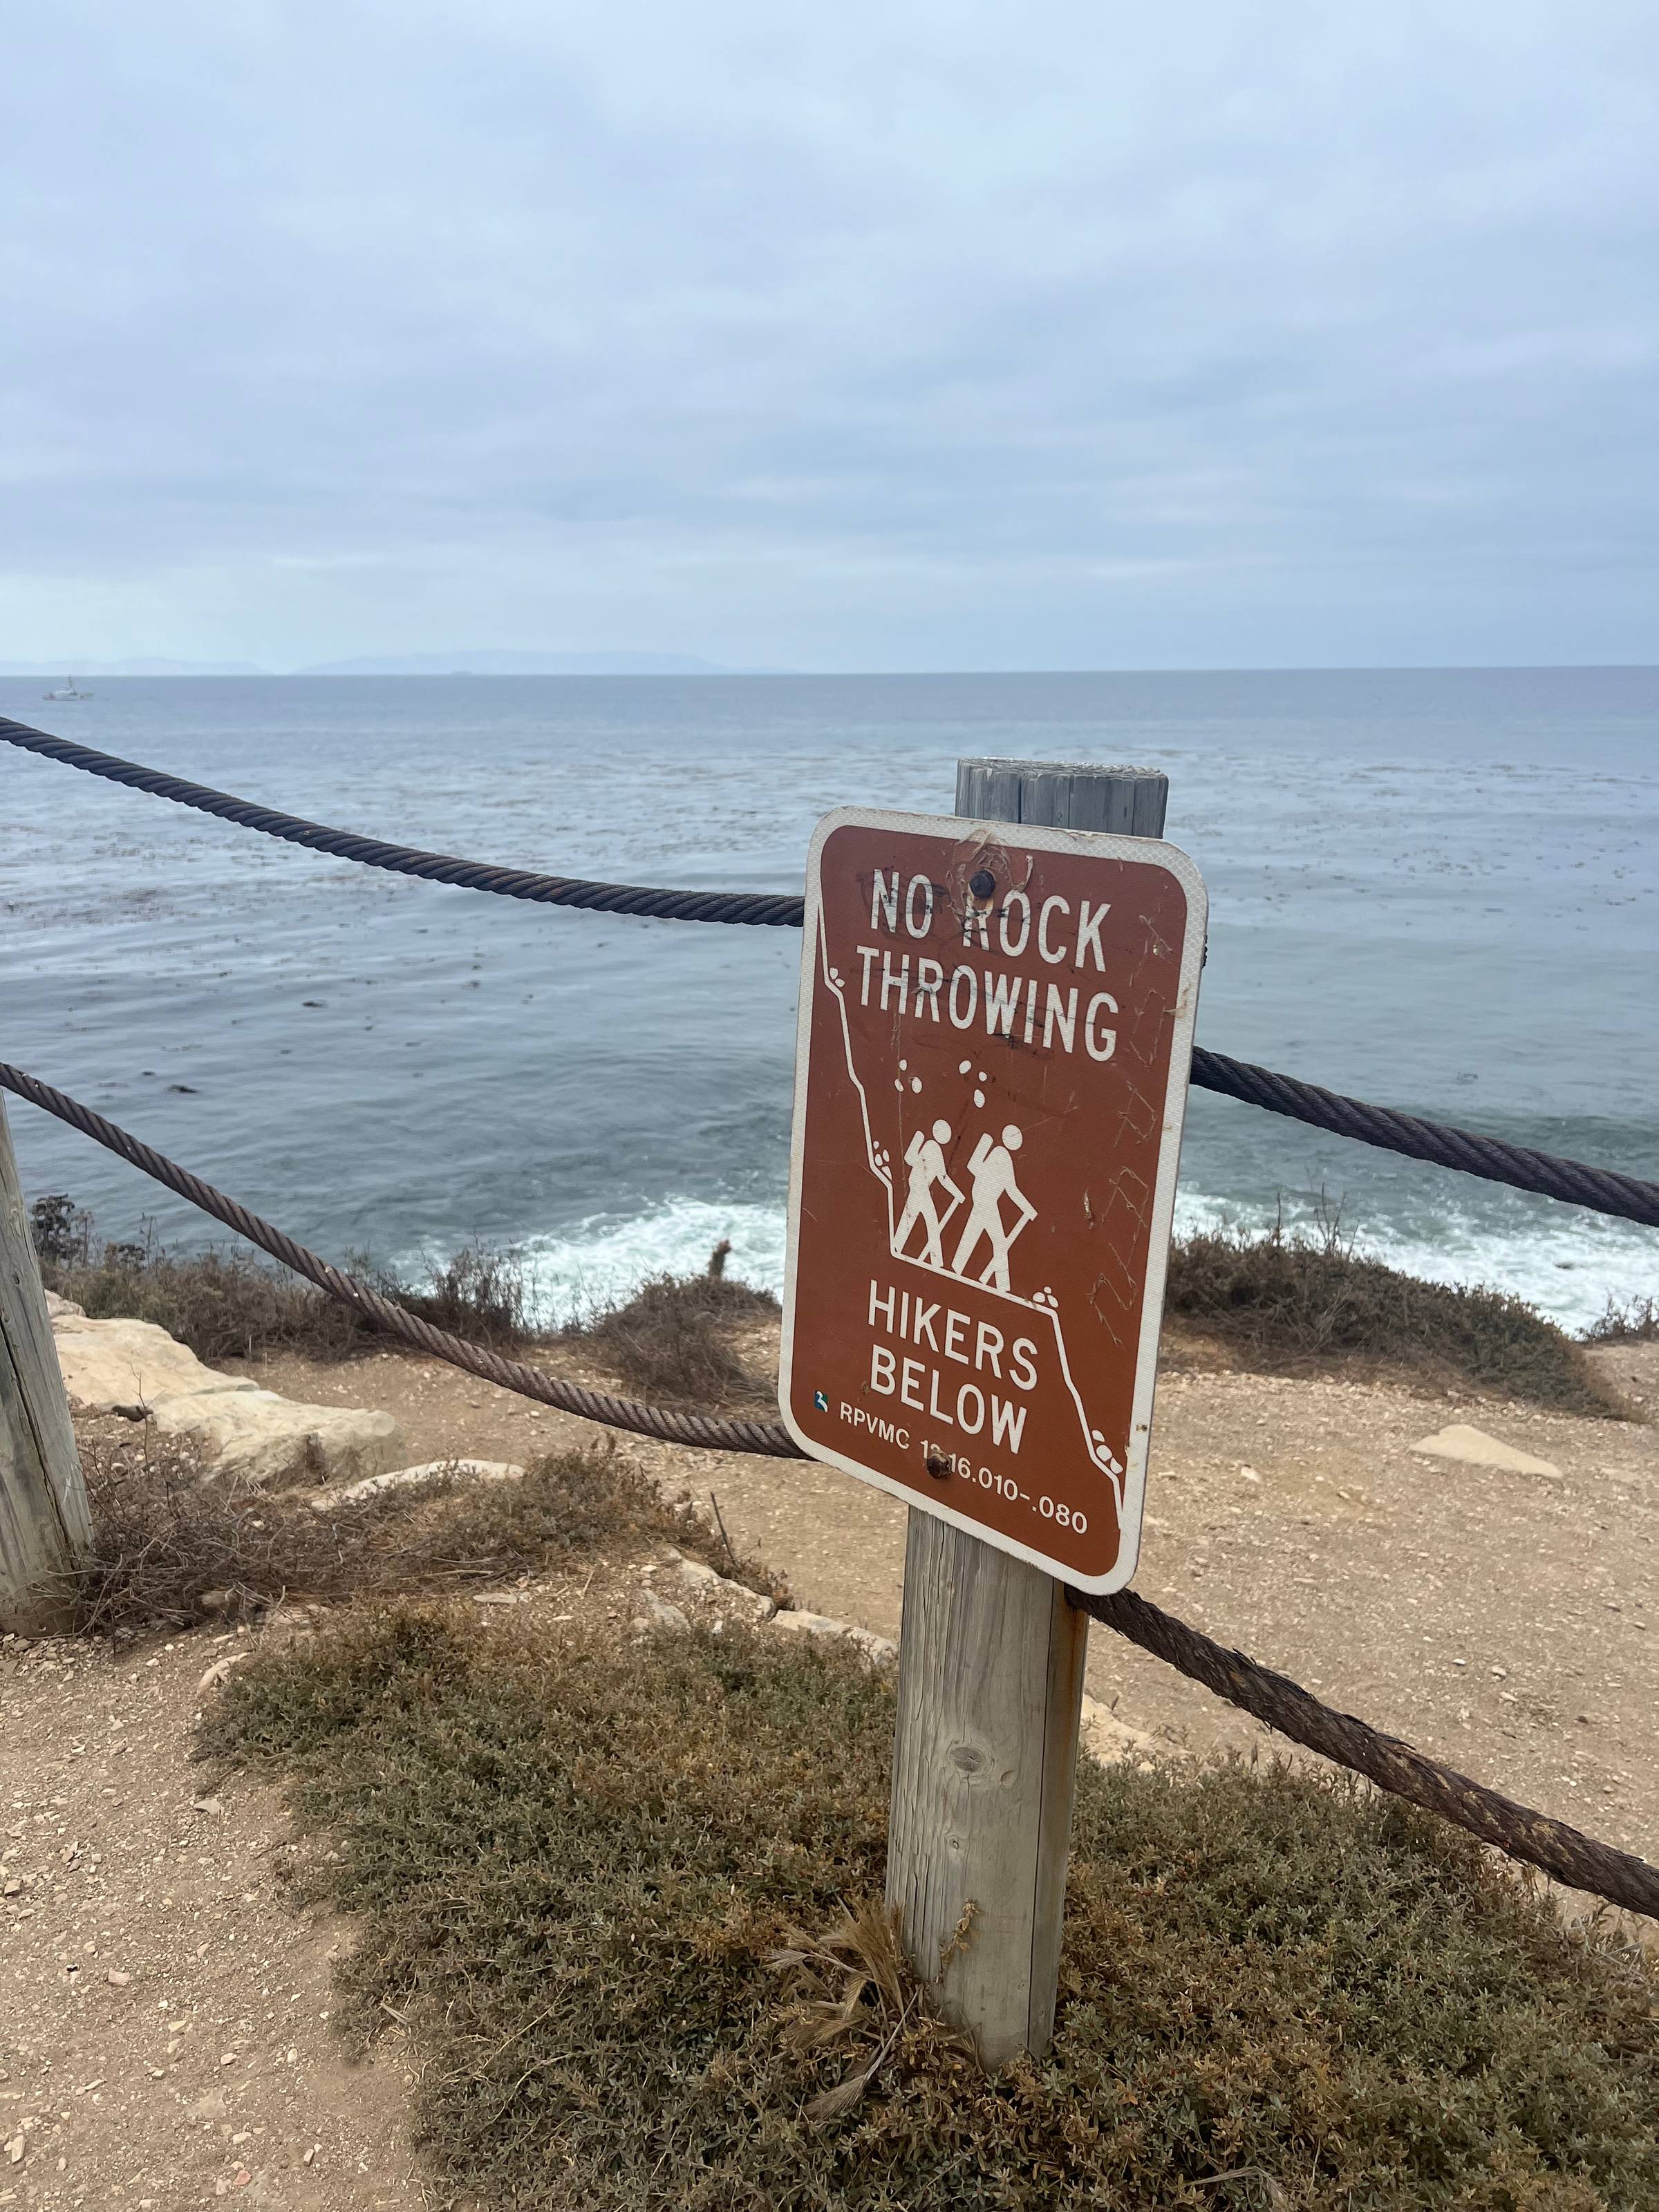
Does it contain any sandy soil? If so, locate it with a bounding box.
[3,1332,1654,2206]
[0,1627,425,2210]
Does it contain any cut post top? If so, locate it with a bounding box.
[955,758,1169,838]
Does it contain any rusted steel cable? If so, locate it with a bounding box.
[1192,1047,1659,1230]
[0,1062,803,1459]
[6,1058,1653,1920]
[1067,1583,1659,1919]
[8,719,1658,1227]
[0,720,806,928]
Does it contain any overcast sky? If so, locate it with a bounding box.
[3,1,1655,671]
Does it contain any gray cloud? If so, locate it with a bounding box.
[3,0,1655,667]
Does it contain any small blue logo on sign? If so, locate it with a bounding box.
[813,1389,830,1412]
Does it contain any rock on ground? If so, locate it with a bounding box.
[50,1312,404,1488]
[312,1459,525,1513]
[150,1389,404,1490]
[50,1315,254,1417]
[669,1552,777,1622]
[1409,1422,1562,1479]
[1078,1694,1161,1768]
[767,1608,897,1664]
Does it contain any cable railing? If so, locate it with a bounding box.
[3,1057,1655,1920]
[3,713,1656,1922]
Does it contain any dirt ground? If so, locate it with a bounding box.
[238,1331,1658,1862]
[3,1331,1654,2207]
[0,1628,425,2209]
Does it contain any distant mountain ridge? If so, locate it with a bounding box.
[1,650,745,677]
[297,650,731,675]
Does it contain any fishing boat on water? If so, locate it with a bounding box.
[41,677,94,700]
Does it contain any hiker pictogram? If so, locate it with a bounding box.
[950,1124,1036,1291]
[893,1119,964,1266]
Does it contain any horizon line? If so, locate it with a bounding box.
[4,659,1657,679]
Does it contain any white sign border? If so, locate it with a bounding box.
[778,803,1208,1595]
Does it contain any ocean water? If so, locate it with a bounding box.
[3,668,1655,1334]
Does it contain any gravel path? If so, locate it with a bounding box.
[0,1628,427,2210]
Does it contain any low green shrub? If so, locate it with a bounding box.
[201,1604,1659,2211]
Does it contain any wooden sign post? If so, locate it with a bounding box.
[0,1094,91,1633]
[779,758,1202,2064]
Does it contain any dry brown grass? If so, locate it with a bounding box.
[35,1193,1637,1423]
[34,1196,530,1364]
[1583,1295,1659,1346]
[563,1264,779,1405]
[59,1431,780,1635]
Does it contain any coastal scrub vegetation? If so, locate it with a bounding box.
[558,1244,779,1405]
[1582,1295,1659,1345]
[36,1194,779,1406]
[35,1195,1634,1416]
[1163,1215,1631,1416]
[60,1433,775,1635]
[200,1602,1659,2211]
[32,1194,528,1361]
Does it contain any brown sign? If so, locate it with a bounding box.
[779,807,1206,1591]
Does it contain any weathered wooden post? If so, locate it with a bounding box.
[0,1094,92,1632]
[884,760,1170,2063]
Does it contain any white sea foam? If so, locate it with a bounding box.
[517,1199,787,1329]
[509,1189,1652,1338]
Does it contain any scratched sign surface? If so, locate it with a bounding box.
[779,807,1206,1591]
